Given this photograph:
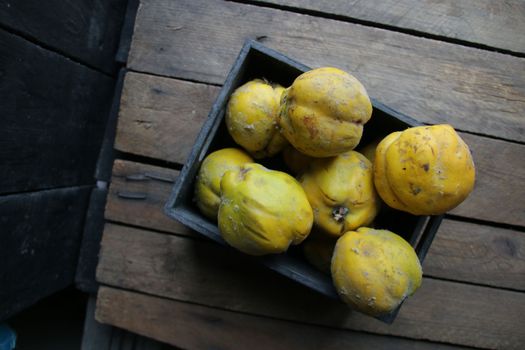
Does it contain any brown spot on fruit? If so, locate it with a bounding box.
[409,183,422,196]
[238,167,251,180]
[303,116,319,139]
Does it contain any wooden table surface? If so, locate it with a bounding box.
[94,1,525,349]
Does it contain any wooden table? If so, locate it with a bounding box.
[94,1,525,349]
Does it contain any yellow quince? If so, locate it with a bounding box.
[299,151,380,237]
[226,79,287,158]
[194,148,253,220]
[279,67,372,157]
[218,163,313,256]
[374,124,475,215]
[331,227,422,316]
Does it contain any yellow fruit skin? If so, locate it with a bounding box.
[374,124,476,215]
[331,227,422,316]
[372,132,408,212]
[226,79,287,158]
[218,163,313,256]
[299,151,380,237]
[194,148,253,220]
[282,145,314,175]
[279,67,372,157]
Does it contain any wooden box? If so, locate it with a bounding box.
[165,40,443,323]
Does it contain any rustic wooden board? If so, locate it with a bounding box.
[260,0,525,54]
[82,296,170,350]
[97,287,470,350]
[116,72,219,165]
[0,186,91,321]
[447,132,525,225]
[103,160,525,290]
[96,224,525,349]
[127,0,525,142]
[0,29,114,195]
[105,160,191,236]
[0,0,127,74]
[424,219,525,291]
[116,72,525,227]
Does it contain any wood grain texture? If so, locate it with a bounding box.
[117,72,525,226]
[116,72,219,165]
[424,219,525,291]
[261,0,525,54]
[96,224,525,349]
[105,160,192,236]
[0,186,91,321]
[97,287,470,350]
[83,296,169,350]
[0,0,127,73]
[447,132,525,225]
[128,0,525,141]
[0,29,114,194]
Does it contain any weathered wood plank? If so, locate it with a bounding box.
[115,72,219,165]
[117,72,525,227]
[82,296,169,350]
[261,0,525,54]
[0,0,127,73]
[96,224,525,349]
[105,160,191,236]
[447,132,525,225]
[424,219,525,291]
[0,186,91,321]
[97,287,470,350]
[104,159,525,290]
[0,29,114,194]
[128,0,525,141]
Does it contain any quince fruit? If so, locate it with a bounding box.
[299,151,380,237]
[279,67,372,157]
[194,148,253,220]
[218,163,313,256]
[226,79,287,158]
[331,227,422,316]
[374,124,475,215]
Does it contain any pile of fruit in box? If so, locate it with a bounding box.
[193,67,475,317]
